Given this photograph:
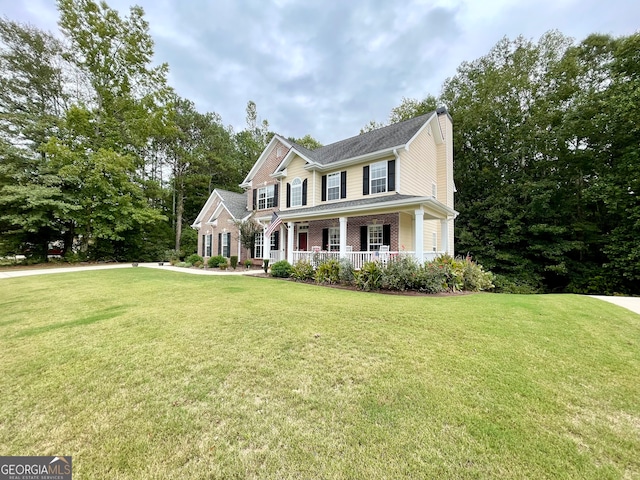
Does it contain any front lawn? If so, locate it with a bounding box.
[1,269,638,479]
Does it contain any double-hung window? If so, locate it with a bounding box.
[328,227,340,251]
[370,161,387,194]
[205,234,212,257]
[258,185,275,210]
[291,178,302,207]
[327,172,340,200]
[368,225,383,251]
[254,232,263,258]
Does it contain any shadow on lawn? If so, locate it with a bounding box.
[15,305,129,338]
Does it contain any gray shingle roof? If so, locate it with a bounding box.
[216,189,248,219]
[300,112,435,165]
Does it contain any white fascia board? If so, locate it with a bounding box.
[304,145,407,172]
[275,148,318,174]
[240,134,292,185]
[206,203,226,224]
[191,189,223,227]
[405,112,438,150]
[270,168,287,179]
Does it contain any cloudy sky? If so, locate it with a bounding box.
[2,0,639,144]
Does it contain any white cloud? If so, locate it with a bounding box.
[3,0,639,143]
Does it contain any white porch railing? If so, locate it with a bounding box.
[269,250,284,263]
[290,250,445,269]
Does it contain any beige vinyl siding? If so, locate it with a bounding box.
[398,125,438,197]
[280,155,310,210]
[437,114,454,208]
[398,212,414,251]
[424,220,439,253]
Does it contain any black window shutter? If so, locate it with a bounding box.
[286,183,291,208]
[388,160,395,191]
[363,166,370,195]
[201,235,205,256]
[383,224,391,247]
[273,231,279,250]
[322,228,329,250]
[273,183,278,207]
[252,189,257,210]
[218,233,222,255]
[226,232,231,257]
[340,171,347,199]
[321,175,327,201]
[302,179,307,206]
[360,226,368,251]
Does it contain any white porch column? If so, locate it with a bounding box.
[339,217,348,258]
[440,219,449,254]
[287,222,294,264]
[263,227,270,262]
[414,209,424,263]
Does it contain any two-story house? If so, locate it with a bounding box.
[192,108,456,267]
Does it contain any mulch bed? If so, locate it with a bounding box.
[253,272,475,297]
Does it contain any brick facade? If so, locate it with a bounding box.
[293,213,400,251]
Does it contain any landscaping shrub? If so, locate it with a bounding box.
[414,263,448,294]
[186,254,203,265]
[492,274,538,294]
[315,258,340,284]
[338,258,355,285]
[290,259,314,281]
[432,254,465,291]
[207,255,227,268]
[461,257,494,291]
[263,259,269,273]
[381,255,418,291]
[230,256,238,269]
[244,259,253,269]
[165,249,181,266]
[270,260,293,278]
[176,261,192,268]
[356,261,383,291]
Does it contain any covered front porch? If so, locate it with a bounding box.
[263,195,457,267]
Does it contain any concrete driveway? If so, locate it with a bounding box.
[590,295,640,315]
[0,263,263,279]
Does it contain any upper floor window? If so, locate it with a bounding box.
[363,160,395,195]
[370,161,387,194]
[291,178,302,207]
[257,185,276,210]
[327,172,340,200]
[321,171,346,201]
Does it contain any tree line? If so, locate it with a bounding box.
[368,31,639,295]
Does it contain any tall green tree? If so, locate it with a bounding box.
[0,19,77,258]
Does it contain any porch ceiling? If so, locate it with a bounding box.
[277,193,456,222]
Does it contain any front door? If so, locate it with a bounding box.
[298,232,308,251]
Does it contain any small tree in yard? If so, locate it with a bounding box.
[233,215,261,260]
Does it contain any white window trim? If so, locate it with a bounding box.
[368,225,383,251]
[370,161,387,194]
[255,232,263,258]
[291,177,302,207]
[205,234,212,257]
[258,185,275,210]
[327,172,340,201]
[328,227,340,252]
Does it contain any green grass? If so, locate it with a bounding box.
[1,269,639,479]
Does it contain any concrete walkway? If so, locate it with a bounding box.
[590,295,640,316]
[0,262,264,279]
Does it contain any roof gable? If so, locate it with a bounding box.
[240,135,292,187]
[191,188,248,228]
